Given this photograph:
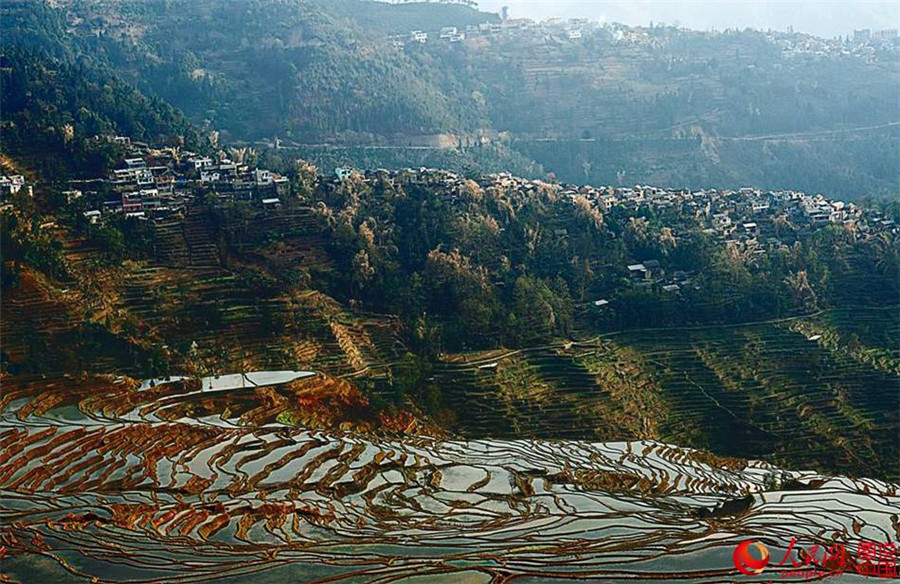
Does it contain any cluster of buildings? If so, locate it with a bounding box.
[391,15,898,63]
[770,28,899,63]
[76,138,289,224]
[338,167,895,298]
[395,25,468,46]
[0,174,30,204]
[393,17,589,48]
[332,166,893,246]
[853,29,899,44]
[624,259,692,295]
[558,182,893,247]
[601,25,898,60]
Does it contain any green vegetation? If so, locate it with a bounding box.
[0,49,205,180]
[311,174,898,351]
[3,0,897,198]
[0,195,67,286]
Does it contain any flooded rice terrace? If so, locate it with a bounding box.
[1,373,897,583]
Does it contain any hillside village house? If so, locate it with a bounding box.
[261,197,281,211]
[67,138,889,263]
[140,188,162,210]
[191,156,214,170]
[0,175,26,197]
[627,263,648,279]
[63,190,83,203]
[439,26,465,42]
[642,259,663,278]
[122,192,143,213]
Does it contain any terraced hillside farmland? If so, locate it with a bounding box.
[2,1,898,579]
[1,375,898,583]
[427,308,900,481]
[0,203,407,378]
[3,181,897,482]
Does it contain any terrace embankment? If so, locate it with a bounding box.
[1,203,406,378]
[418,309,900,481]
[1,373,897,583]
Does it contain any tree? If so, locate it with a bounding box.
[351,249,375,298]
[784,270,818,311]
[94,225,126,262]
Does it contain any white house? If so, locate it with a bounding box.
[627,263,648,278]
[63,190,83,203]
[191,156,214,171]
[136,169,155,186]
[0,175,25,196]
[254,169,273,186]
[140,188,161,209]
[201,170,222,184]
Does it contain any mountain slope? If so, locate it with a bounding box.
[2,162,897,478]
[0,47,205,179]
[4,0,897,197]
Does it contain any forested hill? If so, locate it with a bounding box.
[1,0,499,141]
[0,49,206,179]
[311,0,496,36]
[0,1,207,179]
[1,0,899,198]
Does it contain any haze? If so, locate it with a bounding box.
[477,0,899,38]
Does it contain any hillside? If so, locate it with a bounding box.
[2,4,898,582]
[10,0,497,141]
[2,154,897,479]
[2,0,897,198]
[0,48,206,180]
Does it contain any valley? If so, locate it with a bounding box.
[3,0,899,199]
[1,1,898,581]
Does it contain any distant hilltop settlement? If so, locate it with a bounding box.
[390,17,898,62]
[1,134,896,259]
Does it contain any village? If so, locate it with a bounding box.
[341,166,896,299]
[0,136,292,223]
[2,136,896,305]
[349,165,893,247]
[392,11,899,62]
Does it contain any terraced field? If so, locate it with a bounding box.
[1,374,898,583]
[1,205,407,378]
[430,307,900,481]
[3,203,897,582]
